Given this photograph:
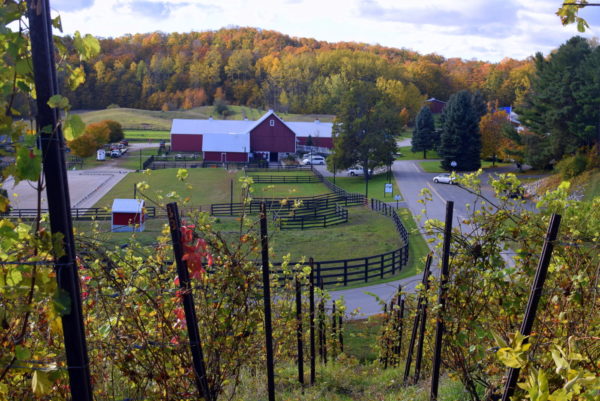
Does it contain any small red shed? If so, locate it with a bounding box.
[111,199,146,232]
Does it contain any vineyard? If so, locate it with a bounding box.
[1,2,599,401]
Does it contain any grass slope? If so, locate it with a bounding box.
[76,106,334,130]
[332,173,402,202]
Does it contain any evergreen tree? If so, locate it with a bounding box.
[411,106,436,159]
[517,36,599,167]
[438,90,482,171]
[471,90,487,119]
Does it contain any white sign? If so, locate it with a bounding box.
[394,195,401,201]
[384,183,393,193]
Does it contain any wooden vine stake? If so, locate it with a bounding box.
[309,258,316,385]
[259,202,276,401]
[295,277,304,386]
[403,253,432,385]
[501,214,562,401]
[28,1,93,399]
[167,202,213,401]
[430,201,454,401]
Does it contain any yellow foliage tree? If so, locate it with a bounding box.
[479,107,510,166]
[68,122,109,158]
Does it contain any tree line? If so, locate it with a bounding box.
[54,27,533,121]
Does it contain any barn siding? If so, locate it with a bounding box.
[113,213,142,225]
[250,117,295,153]
[204,151,248,162]
[297,136,333,148]
[171,134,203,152]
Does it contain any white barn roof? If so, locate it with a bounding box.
[286,121,333,138]
[112,198,144,213]
[202,132,250,152]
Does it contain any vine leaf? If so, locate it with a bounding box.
[31,371,52,395]
[47,94,69,109]
[63,114,85,141]
[73,31,100,61]
[52,288,72,316]
[15,146,41,182]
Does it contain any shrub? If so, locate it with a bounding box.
[555,153,587,179]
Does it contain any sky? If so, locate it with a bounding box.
[50,0,600,62]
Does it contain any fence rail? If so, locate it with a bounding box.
[273,246,406,287]
[275,205,348,230]
[247,175,323,184]
[2,206,158,220]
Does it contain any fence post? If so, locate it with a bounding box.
[501,214,562,401]
[403,253,432,385]
[27,2,93,399]
[344,261,348,286]
[392,251,396,275]
[414,255,432,384]
[430,201,454,401]
[309,258,316,385]
[364,257,369,282]
[331,302,337,356]
[166,203,212,400]
[380,254,385,279]
[295,277,304,386]
[259,203,276,401]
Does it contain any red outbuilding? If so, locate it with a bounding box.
[111,199,146,232]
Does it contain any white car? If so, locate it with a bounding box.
[301,155,325,165]
[433,173,455,184]
[347,166,373,176]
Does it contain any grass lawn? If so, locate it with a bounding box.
[93,168,244,209]
[396,145,440,160]
[332,172,402,202]
[252,182,331,198]
[418,160,510,173]
[76,106,334,130]
[247,170,314,176]
[124,130,170,141]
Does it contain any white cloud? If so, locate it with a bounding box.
[50,0,600,62]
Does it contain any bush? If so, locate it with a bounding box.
[100,119,124,143]
[556,153,587,179]
[106,103,120,109]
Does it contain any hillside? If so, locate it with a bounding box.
[75,106,335,130]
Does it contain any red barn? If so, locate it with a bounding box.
[425,98,447,114]
[170,110,333,162]
[111,199,145,232]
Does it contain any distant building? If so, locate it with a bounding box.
[425,98,446,114]
[170,110,333,162]
[111,199,146,232]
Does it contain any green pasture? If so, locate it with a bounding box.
[418,159,510,173]
[93,168,244,209]
[124,130,170,140]
[332,172,402,202]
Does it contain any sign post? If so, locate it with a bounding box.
[395,194,401,208]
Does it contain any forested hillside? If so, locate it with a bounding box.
[56,27,533,119]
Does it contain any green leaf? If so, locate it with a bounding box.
[15,345,31,361]
[47,94,69,109]
[51,15,62,32]
[73,31,100,61]
[15,58,32,75]
[52,288,72,316]
[31,370,52,395]
[63,114,85,141]
[15,145,41,182]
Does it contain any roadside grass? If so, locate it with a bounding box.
[331,173,402,202]
[583,169,600,200]
[252,182,331,198]
[76,106,334,130]
[418,160,510,173]
[93,168,244,209]
[247,170,314,176]
[396,146,440,160]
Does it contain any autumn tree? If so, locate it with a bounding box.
[68,122,109,157]
[438,90,482,171]
[412,106,436,159]
[479,107,510,166]
[100,119,124,143]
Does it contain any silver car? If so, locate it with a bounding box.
[433,173,455,184]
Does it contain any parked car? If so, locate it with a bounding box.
[347,166,373,176]
[110,149,121,158]
[433,173,455,184]
[301,155,325,165]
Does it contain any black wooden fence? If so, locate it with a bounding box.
[275,205,348,230]
[246,174,323,184]
[272,246,407,287]
[370,198,410,246]
[2,206,158,220]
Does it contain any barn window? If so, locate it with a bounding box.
[269,119,275,126]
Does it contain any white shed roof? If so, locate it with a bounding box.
[112,198,144,213]
[286,121,333,138]
[203,132,250,152]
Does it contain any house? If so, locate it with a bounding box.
[170,110,333,162]
[425,98,446,114]
[111,198,146,232]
